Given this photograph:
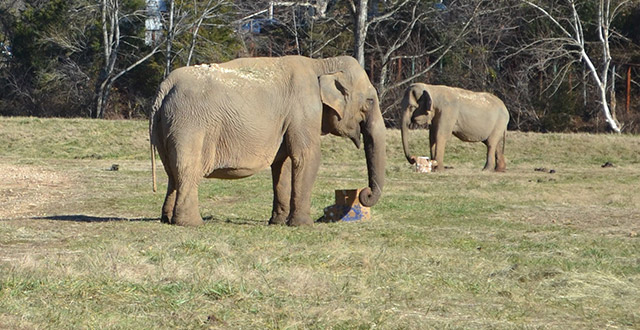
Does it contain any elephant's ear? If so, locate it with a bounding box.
[417,89,432,113]
[407,88,420,109]
[319,72,347,119]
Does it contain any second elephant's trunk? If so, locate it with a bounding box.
[401,105,416,165]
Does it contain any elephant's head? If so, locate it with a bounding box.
[400,84,433,164]
[318,58,385,207]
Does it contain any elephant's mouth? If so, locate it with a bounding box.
[349,124,362,149]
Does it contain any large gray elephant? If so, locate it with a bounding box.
[400,83,509,172]
[149,55,386,227]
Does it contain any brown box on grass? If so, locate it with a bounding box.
[415,156,437,173]
[322,188,371,222]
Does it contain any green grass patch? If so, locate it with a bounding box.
[1,116,639,328]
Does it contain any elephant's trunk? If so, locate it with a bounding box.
[401,104,416,165]
[359,103,386,207]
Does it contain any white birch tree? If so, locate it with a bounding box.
[350,0,411,68]
[352,0,368,67]
[522,0,632,133]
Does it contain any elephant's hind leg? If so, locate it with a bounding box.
[170,137,205,227]
[157,140,177,223]
[161,175,177,224]
[482,140,497,171]
[495,153,506,172]
[269,155,291,225]
[484,133,506,172]
[495,136,507,172]
[172,180,203,226]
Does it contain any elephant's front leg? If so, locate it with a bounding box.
[429,127,437,161]
[269,154,291,225]
[287,142,321,227]
[433,130,449,172]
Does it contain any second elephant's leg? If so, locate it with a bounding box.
[269,155,291,225]
[433,131,449,172]
[483,141,497,171]
[495,135,507,172]
[429,128,437,160]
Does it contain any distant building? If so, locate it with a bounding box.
[145,0,167,45]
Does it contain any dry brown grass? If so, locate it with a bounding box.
[0,117,639,329]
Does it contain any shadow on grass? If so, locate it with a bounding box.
[34,215,158,222]
[34,215,268,226]
[203,215,266,226]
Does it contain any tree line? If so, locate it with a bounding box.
[1,0,639,133]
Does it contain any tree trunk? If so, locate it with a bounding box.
[94,78,109,118]
[626,66,631,114]
[610,64,618,126]
[583,53,621,132]
[93,0,119,118]
[165,0,175,78]
[354,0,368,67]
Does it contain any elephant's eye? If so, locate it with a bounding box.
[365,98,374,109]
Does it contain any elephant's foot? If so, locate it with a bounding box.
[160,214,174,224]
[287,214,314,227]
[268,213,288,225]
[172,211,204,227]
[174,216,204,227]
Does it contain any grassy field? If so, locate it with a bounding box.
[1,116,639,329]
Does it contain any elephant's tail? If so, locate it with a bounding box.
[149,80,172,193]
[151,143,157,192]
[150,106,160,193]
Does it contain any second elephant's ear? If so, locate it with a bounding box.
[319,72,347,119]
[417,89,432,112]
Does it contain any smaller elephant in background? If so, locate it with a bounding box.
[400,83,509,172]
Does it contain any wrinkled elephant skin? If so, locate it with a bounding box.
[150,56,386,227]
[400,83,509,172]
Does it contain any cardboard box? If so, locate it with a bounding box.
[415,156,437,173]
[321,188,371,222]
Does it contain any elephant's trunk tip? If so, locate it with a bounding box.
[358,186,381,207]
[407,155,417,165]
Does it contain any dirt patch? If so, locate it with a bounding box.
[0,163,73,219]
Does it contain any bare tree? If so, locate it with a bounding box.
[348,0,412,67]
[367,1,481,118]
[521,0,632,133]
[158,0,235,75]
[184,0,231,65]
[93,0,163,118]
